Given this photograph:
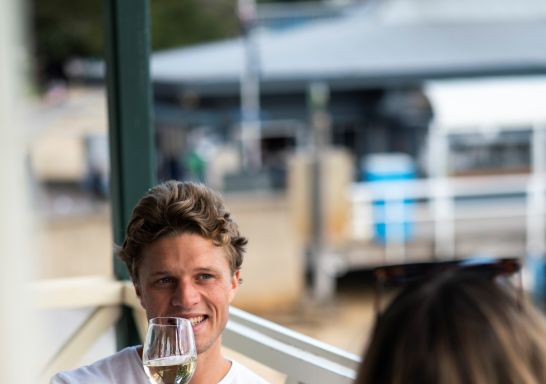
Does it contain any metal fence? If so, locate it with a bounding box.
[349,173,545,264]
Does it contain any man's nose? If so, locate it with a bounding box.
[172,280,200,308]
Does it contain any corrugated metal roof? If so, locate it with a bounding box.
[151,0,546,90]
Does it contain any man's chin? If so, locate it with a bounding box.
[196,342,212,355]
[195,335,221,356]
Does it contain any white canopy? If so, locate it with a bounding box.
[425,76,546,132]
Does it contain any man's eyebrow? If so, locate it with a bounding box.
[148,270,171,277]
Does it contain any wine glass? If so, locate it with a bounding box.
[142,317,197,384]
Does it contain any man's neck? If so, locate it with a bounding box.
[190,341,231,384]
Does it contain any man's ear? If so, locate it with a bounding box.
[228,270,240,302]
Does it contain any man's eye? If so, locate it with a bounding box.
[157,277,175,285]
[198,273,213,280]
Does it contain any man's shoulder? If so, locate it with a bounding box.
[221,360,271,384]
[50,346,145,384]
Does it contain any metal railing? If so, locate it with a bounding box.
[349,173,546,262]
[34,277,359,384]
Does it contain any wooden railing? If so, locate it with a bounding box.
[34,277,359,383]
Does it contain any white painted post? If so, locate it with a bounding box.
[433,177,455,259]
[0,1,36,382]
[526,125,546,258]
[308,82,335,302]
[428,123,455,259]
[238,0,262,170]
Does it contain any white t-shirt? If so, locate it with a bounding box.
[50,346,269,384]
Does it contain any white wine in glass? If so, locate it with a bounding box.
[142,317,197,384]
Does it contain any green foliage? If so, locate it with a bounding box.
[257,0,305,2]
[150,0,239,50]
[31,0,314,82]
[32,0,239,82]
[32,0,103,78]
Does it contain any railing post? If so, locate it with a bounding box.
[103,0,155,349]
[527,124,546,307]
[428,122,455,259]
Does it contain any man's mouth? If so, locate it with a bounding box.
[187,315,207,327]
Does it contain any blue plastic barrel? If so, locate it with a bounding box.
[363,153,416,243]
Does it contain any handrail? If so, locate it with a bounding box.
[224,321,356,383]
[229,307,360,370]
[351,173,532,202]
[34,276,124,309]
[347,172,546,271]
[34,277,358,383]
[350,174,545,242]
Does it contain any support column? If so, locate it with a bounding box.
[103,0,155,348]
[238,0,262,171]
[428,123,455,259]
[0,0,36,381]
[527,125,545,257]
[527,125,546,307]
[308,82,334,302]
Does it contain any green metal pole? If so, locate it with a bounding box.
[103,0,155,349]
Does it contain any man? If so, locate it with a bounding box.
[51,180,269,383]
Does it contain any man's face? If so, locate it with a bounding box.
[135,233,239,355]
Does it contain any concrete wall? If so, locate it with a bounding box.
[226,193,305,312]
[36,211,113,279]
[226,147,354,311]
[288,148,354,248]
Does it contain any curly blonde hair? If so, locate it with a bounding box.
[118,180,247,281]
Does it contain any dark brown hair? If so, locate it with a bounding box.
[118,180,247,281]
[356,271,546,384]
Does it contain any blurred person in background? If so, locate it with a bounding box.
[51,180,269,383]
[355,261,546,384]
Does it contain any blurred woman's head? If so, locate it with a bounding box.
[356,270,546,384]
